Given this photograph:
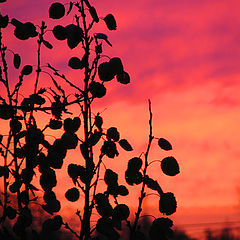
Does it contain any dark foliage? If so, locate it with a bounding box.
[0,0,180,239]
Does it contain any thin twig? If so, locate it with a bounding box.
[132,99,154,232]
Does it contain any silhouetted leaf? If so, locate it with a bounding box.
[61,132,78,149]
[17,208,32,227]
[0,134,2,143]
[149,218,173,240]
[96,218,119,240]
[49,119,62,129]
[98,62,115,82]
[161,156,180,176]
[10,119,22,134]
[42,199,61,214]
[113,204,129,220]
[95,33,112,46]
[101,141,118,158]
[40,169,57,191]
[117,71,130,84]
[52,25,68,40]
[68,56,83,69]
[44,190,57,203]
[95,114,103,130]
[88,130,102,146]
[21,65,33,76]
[49,2,65,19]
[104,169,118,187]
[43,39,53,49]
[65,24,83,49]
[109,57,123,74]
[128,157,142,171]
[89,6,99,22]
[117,185,129,196]
[118,139,133,151]
[125,169,143,185]
[95,193,113,217]
[65,187,80,202]
[30,94,46,105]
[64,117,81,132]
[6,206,17,220]
[42,216,62,232]
[145,176,160,191]
[19,190,29,205]
[0,104,14,119]
[89,81,106,98]
[13,53,21,69]
[158,138,172,151]
[104,14,117,30]
[159,192,177,215]
[0,14,9,28]
[107,127,120,142]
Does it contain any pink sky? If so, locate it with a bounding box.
[1,0,240,238]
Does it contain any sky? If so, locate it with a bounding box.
[1,0,240,238]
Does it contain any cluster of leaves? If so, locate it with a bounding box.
[0,0,180,240]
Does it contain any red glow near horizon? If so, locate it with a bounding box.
[1,0,240,238]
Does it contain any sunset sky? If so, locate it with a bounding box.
[1,0,240,238]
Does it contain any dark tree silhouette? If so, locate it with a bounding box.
[0,0,180,239]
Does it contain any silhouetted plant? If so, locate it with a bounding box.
[0,0,180,239]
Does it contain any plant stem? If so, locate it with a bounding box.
[131,100,153,236]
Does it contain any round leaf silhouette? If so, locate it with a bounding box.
[68,57,83,69]
[49,2,65,19]
[53,25,67,40]
[161,156,180,176]
[125,169,143,185]
[109,57,123,74]
[61,132,78,149]
[65,187,80,202]
[104,169,118,187]
[89,81,106,98]
[95,114,103,130]
[104,14,117,30]
[149,218,173,240]
[158,138,172,151]
[128,157,142,171]
[6,206,17,220]
[117,71,130,84]
[117,185,129,196]
[21,65,33,76]
[107,127,120,142]
[98,62,115,82]
[113,204,130,220]
[96,217,120,239]
[159,192,177,215]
